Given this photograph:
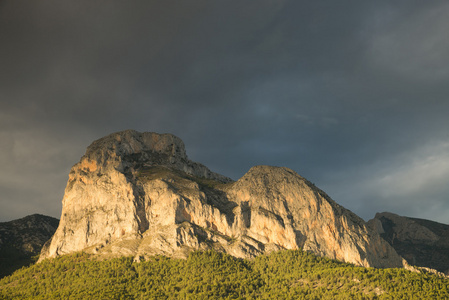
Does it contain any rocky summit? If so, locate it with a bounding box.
[40,130,404,268]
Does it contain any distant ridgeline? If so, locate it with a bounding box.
[0,214,59,278]
[39,130,403,268]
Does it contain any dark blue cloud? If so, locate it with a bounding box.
[1,0,448,223]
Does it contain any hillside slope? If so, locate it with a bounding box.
[0,214,59,278]
[2,250,448,299]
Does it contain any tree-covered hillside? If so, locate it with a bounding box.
[0,250,447,299]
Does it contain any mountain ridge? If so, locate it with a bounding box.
[38,130,403,268]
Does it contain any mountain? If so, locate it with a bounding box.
[39,130,403,268]
[368,212,449,274]
[0,214,59,278]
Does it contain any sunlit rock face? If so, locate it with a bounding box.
[40,130,403,268]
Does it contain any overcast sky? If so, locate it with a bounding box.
[1,1,448,224]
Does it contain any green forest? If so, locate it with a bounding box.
[1,249,448,299]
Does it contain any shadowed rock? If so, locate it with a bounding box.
[368,212,449,274]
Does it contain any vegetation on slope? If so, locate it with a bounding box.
[0,249,448,299]
[0,246,39,280]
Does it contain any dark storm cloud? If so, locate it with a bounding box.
[1,0,448,224]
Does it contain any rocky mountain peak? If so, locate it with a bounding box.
[77,130,232,183]
[40,131,404,268]
[84,130,188,166]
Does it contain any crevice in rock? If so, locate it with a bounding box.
[133,184,149,234]
[241,201,251,228]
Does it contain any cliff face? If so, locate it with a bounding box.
[227,166,402,268]
[40,130,403,268]
[368,212,449,274]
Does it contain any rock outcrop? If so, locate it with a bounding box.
[40,130,403,268]
[368,212,449,274]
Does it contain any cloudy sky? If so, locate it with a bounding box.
[1,1,448,224]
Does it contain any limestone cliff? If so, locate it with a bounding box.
[368,212,449,274]
[40,130,403,268]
